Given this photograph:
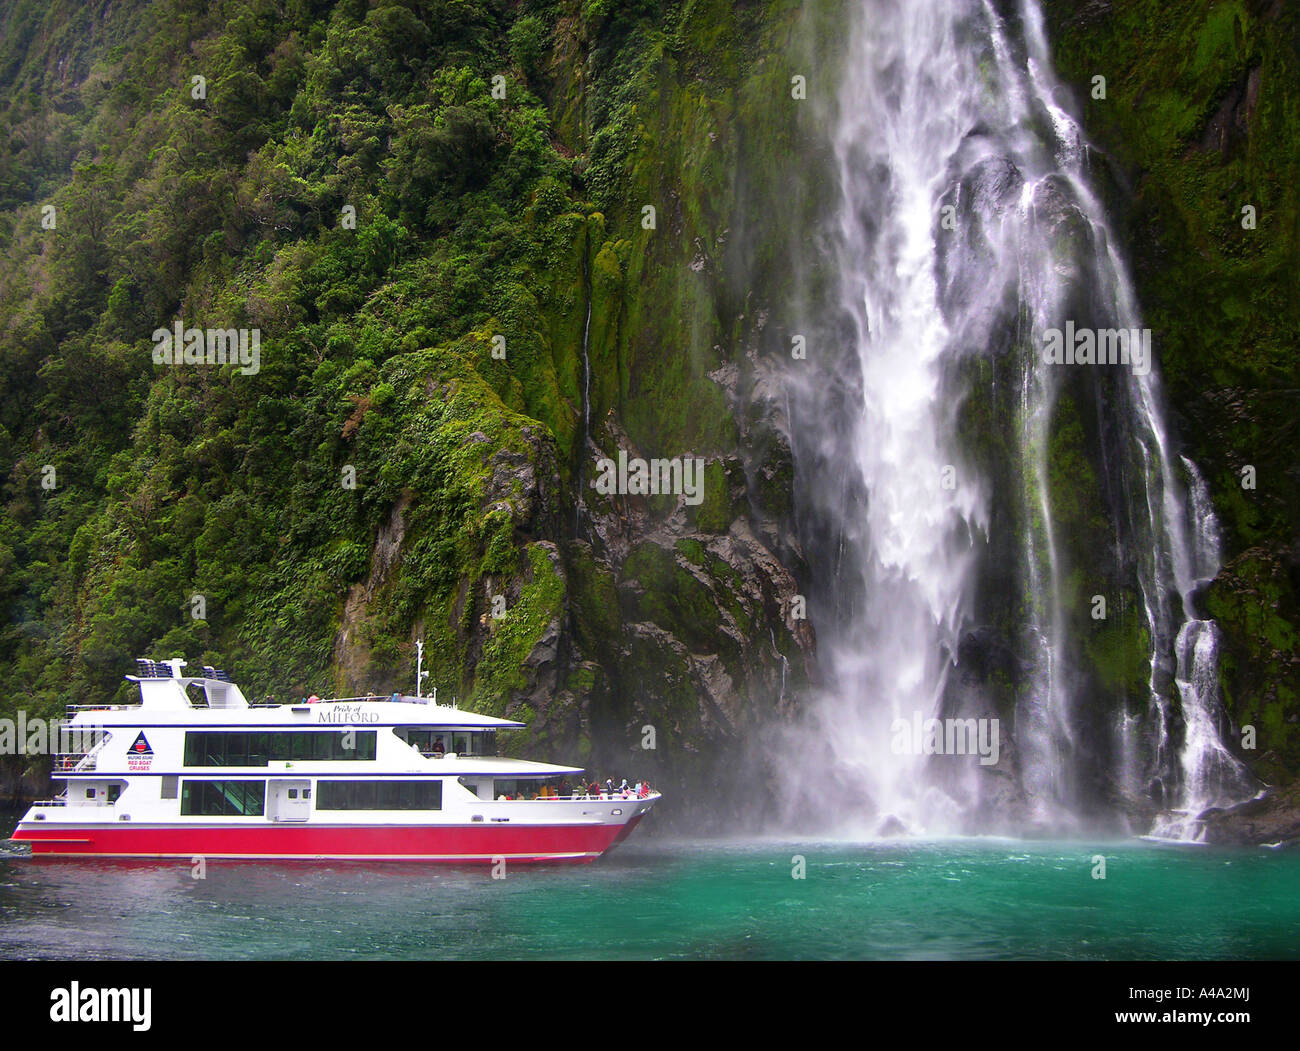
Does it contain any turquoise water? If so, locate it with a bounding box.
[3,824,1298,959]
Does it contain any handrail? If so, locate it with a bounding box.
[302,695,434,705]
[52,754,96,772]
[494,791,661,802]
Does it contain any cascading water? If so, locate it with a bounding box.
[574,247,594,536]
[781,0,1255,838]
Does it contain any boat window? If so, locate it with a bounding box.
[161,776,179,799]
[184,731,377,766]
[403,729,496,756]
[246,733,269,765]
[180,779,266,816]
[107,785,121,803]
[224,734,248,766]
[492,778,570,799]
[316,780,442,811]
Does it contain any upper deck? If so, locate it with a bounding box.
[69,658,525,732]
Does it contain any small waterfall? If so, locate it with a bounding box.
[574,242,594,537]
[1147,461,1257,840]
[779,0,1254,837]
[582,284,593,437]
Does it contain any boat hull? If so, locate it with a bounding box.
[12,814,645,863]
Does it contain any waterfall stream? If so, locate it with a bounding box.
[782,0,1254,838]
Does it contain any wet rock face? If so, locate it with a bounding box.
[1039,0,1300,837]
[1200,783,1300,847]
[568,425,815,796]
[0,757,49,810]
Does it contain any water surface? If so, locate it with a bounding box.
[2,816,1296,959]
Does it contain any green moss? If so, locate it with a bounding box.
[566,543,622,662]
[620,541,720,651]
[690,459,736,533]
[472,543,565,715]
[674,537,706,566]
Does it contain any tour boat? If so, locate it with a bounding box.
[11,657,659,863]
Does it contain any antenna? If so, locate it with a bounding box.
[415,638,430,701]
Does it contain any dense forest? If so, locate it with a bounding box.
[0,0,1296,834]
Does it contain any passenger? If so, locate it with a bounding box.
[306,694,320,704]
[432,736,445,757]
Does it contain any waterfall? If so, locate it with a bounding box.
[780,0,1255,838]
[574,243,595,537]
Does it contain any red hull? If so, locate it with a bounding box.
[13,815,644,864]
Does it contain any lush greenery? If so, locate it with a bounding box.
[1,0,1294,817]
[1042,0,1300,781]
[0,0,816,802]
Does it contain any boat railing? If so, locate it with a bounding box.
[498,792,659,802]
[251,695,436,708]
[51,753,96,773]
[29,797,67,807]
[322,695,433,705]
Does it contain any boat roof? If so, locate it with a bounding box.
[64,657,527,729]
[71,699,525,729]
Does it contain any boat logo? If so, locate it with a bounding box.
[127,731,154,770]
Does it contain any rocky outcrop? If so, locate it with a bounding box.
[1041,0,1300,842]
[1201,784,1300,848]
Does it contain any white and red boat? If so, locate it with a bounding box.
[11,657,659,863]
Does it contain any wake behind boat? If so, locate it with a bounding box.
[11,657,658,863]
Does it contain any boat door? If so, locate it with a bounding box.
[267,779,312,822]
